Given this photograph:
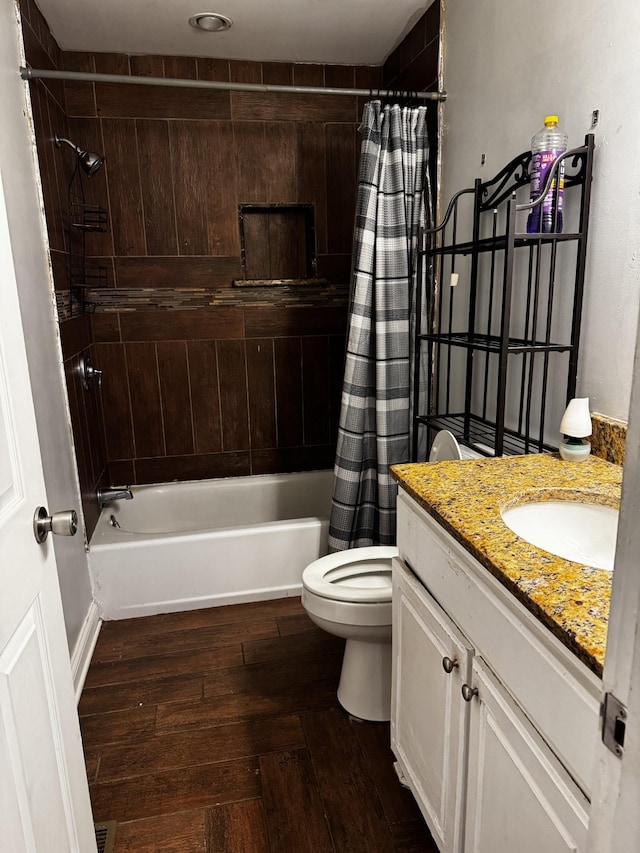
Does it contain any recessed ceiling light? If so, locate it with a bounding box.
[188,12,233,32]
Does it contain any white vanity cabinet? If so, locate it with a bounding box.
[391,559,472,853]
[464,656,589,853]
[392,490,598,853]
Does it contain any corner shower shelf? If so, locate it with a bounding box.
[412,134,595,460]
[70,257,108,290]
[65,187,109,314]
[70,200,108,232]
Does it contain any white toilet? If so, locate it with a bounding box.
[302,430,482,721]
[302,546,399,721]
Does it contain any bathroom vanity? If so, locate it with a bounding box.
[390,454,622,853]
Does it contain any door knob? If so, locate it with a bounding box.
[442,656,459,674]
[33,506,78,544]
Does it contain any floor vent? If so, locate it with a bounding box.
[94,821,117,853]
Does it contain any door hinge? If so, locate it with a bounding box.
[602,692,627,758]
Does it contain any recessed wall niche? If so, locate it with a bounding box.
[237,203,320,286]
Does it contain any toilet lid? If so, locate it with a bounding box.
[302,546,398,603]
[429,430,462,462]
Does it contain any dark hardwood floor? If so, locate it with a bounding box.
[80,597,439,852]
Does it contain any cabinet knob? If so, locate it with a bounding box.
[461,684,479,702]
[442,656,459,674]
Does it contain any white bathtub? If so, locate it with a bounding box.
[89,470,334,620]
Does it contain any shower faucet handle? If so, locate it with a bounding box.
[79,353,103,389]
[86,364,103,388]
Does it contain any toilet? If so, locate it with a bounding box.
[302,546,399,721]
[302,430,482,721]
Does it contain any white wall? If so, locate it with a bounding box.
[441,0,640,421]
[1,4,93,654]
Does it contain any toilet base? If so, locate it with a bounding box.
[337,637,392,722]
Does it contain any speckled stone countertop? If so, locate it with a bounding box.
[391,454,623,677]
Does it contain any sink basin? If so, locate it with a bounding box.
[501,501,619,571]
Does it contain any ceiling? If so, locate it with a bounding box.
[35,0,429,67]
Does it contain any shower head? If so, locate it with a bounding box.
[54,135,105,176]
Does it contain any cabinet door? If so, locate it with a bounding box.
[391,558,473,853]
[464,657,589,853]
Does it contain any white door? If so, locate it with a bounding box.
[0,167,97,851]
[585,285,640,851]
[464,657,589,853]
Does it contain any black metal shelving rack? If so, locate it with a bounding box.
[412,134,595,460]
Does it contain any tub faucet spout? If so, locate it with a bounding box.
[97,487,133,508]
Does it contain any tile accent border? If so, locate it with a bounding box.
[590,412,627,466]
[57,284,349,318]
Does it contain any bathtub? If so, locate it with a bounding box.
[89,470,334,620]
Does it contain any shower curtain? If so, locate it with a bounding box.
[328,100,432,551]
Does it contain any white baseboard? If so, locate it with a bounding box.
[70,600,101,703]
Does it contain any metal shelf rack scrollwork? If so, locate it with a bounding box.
[412,134,595,460]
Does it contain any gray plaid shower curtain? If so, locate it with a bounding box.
[328,101,432,551]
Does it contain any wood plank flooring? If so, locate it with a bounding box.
[80,597,439,852]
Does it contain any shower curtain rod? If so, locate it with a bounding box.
[19,66,446,101]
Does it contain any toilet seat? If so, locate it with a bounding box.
[302,545,398,603]
[429,428,496,461]
[429,429,462,461]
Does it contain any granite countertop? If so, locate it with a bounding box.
[391,453,623,677]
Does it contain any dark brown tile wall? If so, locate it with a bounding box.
[383,3,441,186]
[58,52,365,487]
[22,0,441,521]
[93,312,345,485]
[383,3,440,92]
[20,0,109,537]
